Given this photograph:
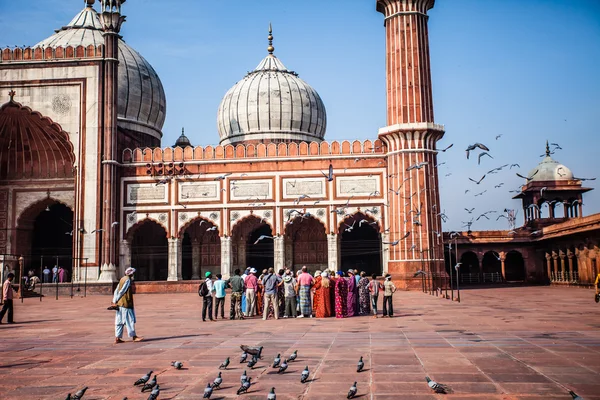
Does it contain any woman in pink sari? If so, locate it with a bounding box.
[345,270,357,317]
[334,271,348,318]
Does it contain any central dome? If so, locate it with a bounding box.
[528,143,574,181]
[217,31,326,144]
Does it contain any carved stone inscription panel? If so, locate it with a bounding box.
[127,184,167,204]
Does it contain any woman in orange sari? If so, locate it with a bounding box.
[312,270,322,317]
[314,271,333,318]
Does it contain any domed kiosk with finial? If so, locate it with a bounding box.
[217,25,327,145]
[514,141,591,224]
[174,128,192,148]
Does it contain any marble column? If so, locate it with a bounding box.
[274,236,285,271]
[567,250,575,282]
[167,237,181,281]
[191,238,201,280]
[119,240,131,278]
[381,232,390,275]
[221,236,232,278]
[559,250,566,282]
[545,252,552,282]
[284,239,293,269]
[327,233,339,272]
[499,251,507,281]
[552,251,559,282]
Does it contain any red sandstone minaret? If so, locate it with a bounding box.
[376,0,445,287]
[98,0,126,279]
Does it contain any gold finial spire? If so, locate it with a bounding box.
[267,23,275,55]
[8,90,16,102]
[545,140,550,157]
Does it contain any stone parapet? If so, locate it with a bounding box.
[0,45,104,63]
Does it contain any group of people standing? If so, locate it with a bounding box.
[198,265,398,321]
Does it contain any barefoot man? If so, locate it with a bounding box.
[111,267,143,344]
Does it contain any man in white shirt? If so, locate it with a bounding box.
[201,272,214,322]
[42,267,51,283]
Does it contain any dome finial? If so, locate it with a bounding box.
[8,89,16,102]
[545,140,550,157]
[182,127,185,136]
[85,0,95,7]
[267,23,275,55]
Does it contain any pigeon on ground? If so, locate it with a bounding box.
[147,384,160,400]
[203,383,213,399]
[272,353,281,368]
[569,390,584,399]
[73,387,88,400]
[357,356,364,372]
[347,381,357,399]
[278,359,288,373]
[141,375,157,392]
[219,357,230,369]
[237,377,252,395]
[240,345,264,359]
[65,395,71,400]
[241,370,248,384]
[213,372,222,389]
[288,350,297,362]
[426,376,450,394]
[240,352,248,363]
[134,371,153,386]
[300,366,309,383]
[247,356,258,368]
[171,361,183,369]
[267,387,276,400]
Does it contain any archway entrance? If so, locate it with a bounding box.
[181,218,221,280]
[339,213,382,276]
[285,216,327,270]
[232,216,274,271]
[459,251,480,275]
[17,201,74,279]
[505,250,525,281]
[482,251,502,274]
[129,220,168,281]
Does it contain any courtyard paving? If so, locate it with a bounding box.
[1,286,600,399]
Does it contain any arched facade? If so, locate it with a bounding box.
[285,216,327,270]
[231,215,274,272]
[180,217,221,280]
[127,219,168,281]
[338,212,382,276]
[504,251,525,281]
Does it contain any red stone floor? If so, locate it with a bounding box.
[1,286,600,399]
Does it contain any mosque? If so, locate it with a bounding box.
[0,0,597,292]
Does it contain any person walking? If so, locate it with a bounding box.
[213,274,226,320]
[42,266,50,283]
[0,273,16,324]
[368,273,382,318]
[111,268,143,343]
[200,272,215,322]
[261,267,282,320]
[296,266,314,318]
[357,271,371,316]
[226,269,244,320]
[245,268,258,317]
[382,274,397,317]
[283,274,297,318]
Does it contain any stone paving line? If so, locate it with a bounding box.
[0,286,600,399]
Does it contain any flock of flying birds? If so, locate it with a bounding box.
[63,345,455,399]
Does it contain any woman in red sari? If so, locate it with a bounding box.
[314,271,333,318]
[334,271,348,318]
[312,270,322,317]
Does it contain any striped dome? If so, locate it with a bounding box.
[217,53,327,144]
[35,3,166,140]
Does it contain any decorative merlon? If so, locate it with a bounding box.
[378,122,445,136]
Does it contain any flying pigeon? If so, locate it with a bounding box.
[241,370,248,384]
[171,361,183,369]
[73,387,88,400]
[267,387,276,400]
[272,353,281,368]
[203,383,213,399]
[240,352,248,363]
[141,375,157,392]
[278,359,288,373]
[321,163,334,181]
[357,356,364,372]
[439,143,454,152]
[426,376,450,394]
[347,381,357,399]
[240,345,264,359]
[254,235,274,245]
[134,371,153,386]
[478,152,493,165]
[219,357,230,369]
[213,372,222,389]
[301,366,309,383]
[214,172,232,181]
[237,377,252,395]
[468,175,486,185]
[147,384,160,400]
[288,350,298,362]
[465,142,490,159]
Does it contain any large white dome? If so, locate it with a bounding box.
[217,52,327,144]
[35,3,166,140]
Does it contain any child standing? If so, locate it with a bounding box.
[213,274,226,320]
[368,273,382,318]
[382,274,396,318]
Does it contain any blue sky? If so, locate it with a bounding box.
[1,0,599,231]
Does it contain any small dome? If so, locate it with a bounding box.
[174,128,191,148]
[217,39,327,144]
[34,3,166,140]
[528,144,574,181]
